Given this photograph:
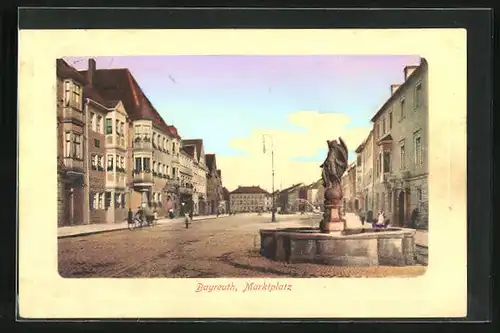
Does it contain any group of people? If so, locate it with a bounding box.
[127,205,158,227]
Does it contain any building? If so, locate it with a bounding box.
[265,191,277,211]
[221,187,230,214]
[341,162,357,213]
[229,186,270,212]
[276,183,304,212]
[205,154,223,214]
[370,58,428,229]
[83,75,131,224]
[78,58,183,218]
[56,59,88,226]
[181,139,208,215]
[355,130,375,214]
[178,146,195,214]
[306,179,324,211]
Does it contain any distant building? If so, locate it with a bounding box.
[230,186,270,212]
[341,162,357,213]
[276,183,304,212]
[306,179,324,211]
[355,130,375,214]
[221,187,230,214]
[182,139,208,215]
[205,154,224,214]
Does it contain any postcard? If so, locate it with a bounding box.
[18,28,467,319]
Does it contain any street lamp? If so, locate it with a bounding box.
[262,134,277,222]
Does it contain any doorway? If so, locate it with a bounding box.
[398,190,405,226]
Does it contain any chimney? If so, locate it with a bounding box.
[404,65,418,80]
[391,84,401,95]
[87,58,96,85]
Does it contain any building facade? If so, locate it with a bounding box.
[182,139,208,215]
[229,186,270,212]
[355,130,375,214]
[205,154,223,214]
[56,59,88,227]
[341,162,357,213]
[370,59,428,229]
[276,183,303,212]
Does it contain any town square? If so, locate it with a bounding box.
[57,55,429,277]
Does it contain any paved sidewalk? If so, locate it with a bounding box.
[58,214,230,238]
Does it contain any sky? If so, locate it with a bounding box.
[64,55,421,192]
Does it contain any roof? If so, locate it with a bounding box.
[83,85,110,108]
[355,130,373,154]
[182,145,195,159]
[370,58,428,122]
[205,154,216,172]
[78,67,180,138]
[56,59,88,85]
[182,139,204,163]
[229,186,270,195]
[281,183,304,193]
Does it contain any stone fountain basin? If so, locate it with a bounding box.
[259,227,417,267]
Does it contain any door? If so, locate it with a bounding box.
[64,184,73,226]
[398,191,405,227]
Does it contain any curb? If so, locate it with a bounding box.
[58,215,231,239]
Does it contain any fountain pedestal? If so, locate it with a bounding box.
[320,184,345,233]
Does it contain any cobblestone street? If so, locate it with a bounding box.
[58,213,427,278]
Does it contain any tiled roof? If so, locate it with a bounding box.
[79,67,180,138]
[281,183,304,193]
[205,154,216,172]
[182,139,204,163]
[56,59,88,85]
[230,186,270,195]
[182,145,195,158]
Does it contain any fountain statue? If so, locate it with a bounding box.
[319,137,349,233]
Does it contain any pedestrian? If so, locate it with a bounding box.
[153,208,158,225]
[185,212,190,229]
[127,208,134,226]
[168,207,174,219]
[144,204,154,227]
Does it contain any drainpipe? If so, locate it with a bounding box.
[83,98,90,225]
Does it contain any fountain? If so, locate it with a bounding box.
[259,137,417,267]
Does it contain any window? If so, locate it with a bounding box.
[400,141,406,169]
[415,135,423,165]
[97,115,103,134]
[163,137,166,150]
[115,193,121,208]
[121,194,126,208]
[400,98,406,120]
[91,154,97,170]
[64,80,82,109]
[64,132,72,158]
[153,161,157,173]
[73,133,82,159]
[98,193,104,209]
[415,82,422,109]
[91,193,98,210]
[120,122,125,136]
[105,192,112,209]
[107,154,114,171]
[135,157,142,172]
[105,118,113,134]
[389,111,393,129]
[153,133,157,147]
[382,116,386,134]
[121,156,125,169]
[90,112,96,131]
[94,139,100,148]
[143,158,151,171]
[98,155,104,170]
[383,151,391,173]
[116,120,120,136]
[172,142,176,154]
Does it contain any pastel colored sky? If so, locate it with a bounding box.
[64,55,421,192]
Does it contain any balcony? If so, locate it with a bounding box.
[62,107,84,125]
[133,170,153,185]
[63,157,84,173]
[133,137,153,151]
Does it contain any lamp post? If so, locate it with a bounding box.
[262,134,277,222]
